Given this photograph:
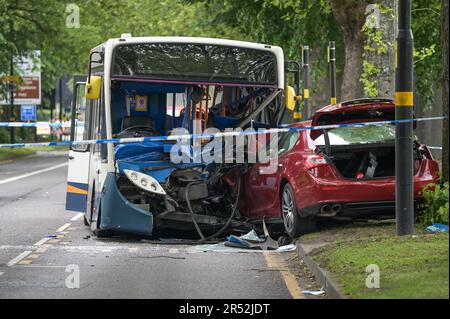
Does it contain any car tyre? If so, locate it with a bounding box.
[281,183,316,238]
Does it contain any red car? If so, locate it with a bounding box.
[235,98,440,238]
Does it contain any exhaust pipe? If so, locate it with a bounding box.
[318,204,335,217]
[332,204,342,214]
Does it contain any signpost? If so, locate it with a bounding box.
[20,105,37,122]
[1,50,41,144]
[395,0,414,236]
[0,50,42,106]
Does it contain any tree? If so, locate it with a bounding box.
[442,0,449,182]
[362,1,397,98]
[328,0,373,100]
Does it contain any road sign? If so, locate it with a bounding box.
[1,75,23,83]
[20,105,37,121]
[0,50,41,105]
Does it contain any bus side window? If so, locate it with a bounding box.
[71,83,90,152]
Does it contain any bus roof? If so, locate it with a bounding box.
[91,35,285,88]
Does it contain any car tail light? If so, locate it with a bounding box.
[305,155,328,170]
[414,159,421,173]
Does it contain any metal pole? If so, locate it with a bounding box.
[395,0,414,236]
[293,61,302,122]
[9,53,15,144]
[328,41,337,105]
[50,88,55,140]
[302,46,310,119]
[59,78,63,141]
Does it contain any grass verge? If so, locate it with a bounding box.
[306,222,449,299]
[0,146,68,162]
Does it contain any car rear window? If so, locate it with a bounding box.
[313,124,396,146]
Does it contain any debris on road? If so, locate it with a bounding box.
[426,223,449,233]
[302,289,326,296]
[275,244,297,252]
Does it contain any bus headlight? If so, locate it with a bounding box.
[123,169,166,195]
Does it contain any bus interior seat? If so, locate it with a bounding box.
[121,116,156,131]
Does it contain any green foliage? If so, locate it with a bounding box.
[0,0,443,113]
[412,0,442,110]
[420,182,449,225]
[361,60,379,97]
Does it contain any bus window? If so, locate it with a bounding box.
[72,83,89,152]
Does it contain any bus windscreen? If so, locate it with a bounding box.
[112,43,277,86]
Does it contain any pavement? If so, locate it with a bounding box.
[0,151,318,299]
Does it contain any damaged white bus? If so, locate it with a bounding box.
[66,34,296,238]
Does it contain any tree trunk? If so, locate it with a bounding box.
[329,0,370,101]
[442,0,449,182]
[363,0,397,98]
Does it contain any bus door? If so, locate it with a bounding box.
[66,79,91,212]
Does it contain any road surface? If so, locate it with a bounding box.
[0,151,318,299]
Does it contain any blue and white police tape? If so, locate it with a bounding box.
[0,121,84,128]
[0,116,446,149]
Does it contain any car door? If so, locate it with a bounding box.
[66,80,91,212]
[245,131,298,218]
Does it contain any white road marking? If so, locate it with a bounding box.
[7,251,32,267]
[34,237,51,246]
[0,162,67,185]
[56,223,71,233]
[71,213,84,221]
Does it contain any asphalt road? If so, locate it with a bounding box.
[0,151,316,299]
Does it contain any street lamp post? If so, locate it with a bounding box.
[395,0,415,235]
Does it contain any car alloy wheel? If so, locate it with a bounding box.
[282,186,295,233]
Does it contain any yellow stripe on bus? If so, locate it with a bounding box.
[67,185,88,195]
[395,92,414,106]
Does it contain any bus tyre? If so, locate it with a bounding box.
[281,183,316,238]
[94,229,113,238]
[83,215,89,226]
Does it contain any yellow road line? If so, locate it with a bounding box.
[263,252,304,299]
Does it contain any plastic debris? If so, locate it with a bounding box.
[302,290,326,296]
[426,223,449,233]
[240,230,265,243]
[275,244,297,252]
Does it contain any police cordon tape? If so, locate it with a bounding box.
[0,116,446,149]
[0,121,83,128]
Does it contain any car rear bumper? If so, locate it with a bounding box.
[295,172,437,218]
[299,200,424,219]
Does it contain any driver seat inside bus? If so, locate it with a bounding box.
[122,116,155,131]
[114,116,160,138]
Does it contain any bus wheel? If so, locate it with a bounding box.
[95,206,113,238]
[94,229,113,238]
